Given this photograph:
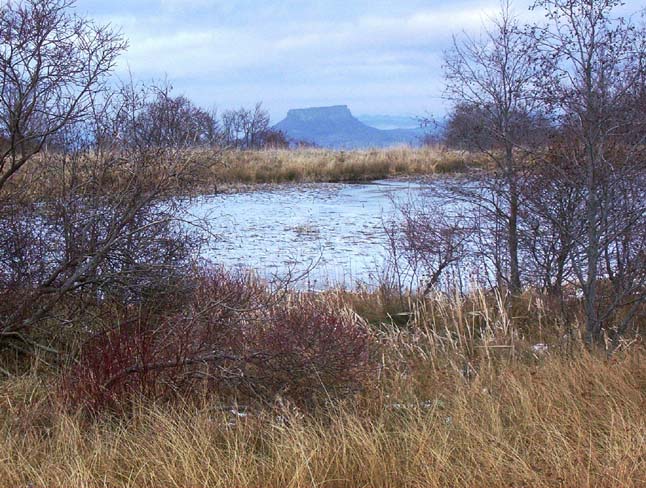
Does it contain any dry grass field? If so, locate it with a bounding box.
[5,146,482,200]
[210,146,479,186]
[1,288,644,488]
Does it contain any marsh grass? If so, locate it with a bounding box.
[211,146,479,186]
[1,288,644,487]
[7,146,481,200]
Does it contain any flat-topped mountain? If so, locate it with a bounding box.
[273,105,425,149]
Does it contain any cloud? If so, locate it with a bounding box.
[76,0,537,118]
[119,3,500,74]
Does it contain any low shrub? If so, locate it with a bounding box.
[247,296,374,401]
[62,269,375,413]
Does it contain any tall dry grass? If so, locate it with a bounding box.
[1,289,644,487]
[210,146,480,186]
[8,146,481,200]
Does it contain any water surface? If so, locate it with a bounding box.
[189,179,437,288]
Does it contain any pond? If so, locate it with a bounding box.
[188,179,443,289]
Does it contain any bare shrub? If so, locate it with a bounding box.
[62,270,375,412]
[0,95,207,358]
[384,189,473,297]
[246,296,374,401]
[0,1,216,359]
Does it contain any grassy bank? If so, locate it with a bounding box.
[8,146,481,200]
[209,146,480,186]
[1,287,644,488]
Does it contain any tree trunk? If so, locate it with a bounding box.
[584,141,601,345]
[506,144,522,293]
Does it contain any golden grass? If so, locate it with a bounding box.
[6,145,480,200]
[205,146,478,184]
[207,145,479,187]
[1,289,644,487]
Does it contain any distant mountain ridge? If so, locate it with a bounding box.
[356,114,420,130]
[273,105,426,149]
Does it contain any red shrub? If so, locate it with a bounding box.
[62,320,159,412]
[246,297,374,400]
[62,269,375,413]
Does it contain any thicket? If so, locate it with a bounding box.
[399,0,646,347]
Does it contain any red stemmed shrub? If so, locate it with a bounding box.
[246,297,373,401]
[62,269,375,413]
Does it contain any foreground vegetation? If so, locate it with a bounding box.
[1,286,644,488]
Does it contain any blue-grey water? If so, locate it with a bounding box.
[188,179,438,288]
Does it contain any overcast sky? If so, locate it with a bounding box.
[73,0,639,122]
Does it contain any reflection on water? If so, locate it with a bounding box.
[188,179,438,288]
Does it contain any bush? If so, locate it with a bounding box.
[246,296,374,401]
[62,270,375,413]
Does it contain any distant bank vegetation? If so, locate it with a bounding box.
[209,145,479,187]
[9,146,482,199]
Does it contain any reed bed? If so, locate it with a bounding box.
[210,146,479,186]
[7,146,480,200]
[1,288,644,488]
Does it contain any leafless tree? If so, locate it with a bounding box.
[410,0,643,348]
[528,0,646,343]
[0,0,127,192]
[221,107,246,149]
[246,102,270,149]
[132,82,220,149]
[220,102,271,149]
[443,1,544,292]
[0,1,210,358]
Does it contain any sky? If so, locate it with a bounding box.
[72,0,640,123]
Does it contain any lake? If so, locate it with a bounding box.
[188,179,440,289]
